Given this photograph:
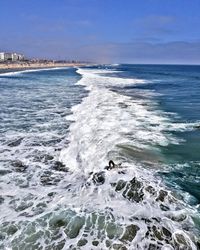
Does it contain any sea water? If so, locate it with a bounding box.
[0,65,199,249]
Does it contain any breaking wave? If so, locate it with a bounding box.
[0,67,199,249]
[0,67,69,76]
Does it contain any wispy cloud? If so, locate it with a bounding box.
[132,15,177,41]
[141,15,175,26]
[76,40,200,64]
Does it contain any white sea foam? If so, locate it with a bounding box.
[0,66,68,76]
[58,67,198,248]
[0,66,198,249]
[59,68,181,173]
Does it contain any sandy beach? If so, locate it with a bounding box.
[0,62,86,70]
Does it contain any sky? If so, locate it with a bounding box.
[0,0,200,64]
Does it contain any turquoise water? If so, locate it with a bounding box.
[0,66,199,249]
[109,64,200,205]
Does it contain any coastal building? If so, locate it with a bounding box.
[4,53,13,61]
[0,52,5,61]
[0,52,24,62]
[17,54,24,61]
[11,53,24,61]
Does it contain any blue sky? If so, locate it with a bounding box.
[0,0,200,64]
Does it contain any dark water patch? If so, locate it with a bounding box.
[0,196,4,205]
[12,160,28,172]
[158,163,200,205]
[7,137,23,147]
[52,161,68,172]
[40,171,64,186]
[160,130,200,163]
[0,168,12,175]
[32,153,54,163]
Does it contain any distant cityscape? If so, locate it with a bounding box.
[0,52,24,62]
[0,51,85,64]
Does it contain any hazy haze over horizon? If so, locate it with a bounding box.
[0,0,200,64]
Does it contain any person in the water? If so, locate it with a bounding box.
[104,160,120,170]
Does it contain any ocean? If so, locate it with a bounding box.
[0,65,199,249]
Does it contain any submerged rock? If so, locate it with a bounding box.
[196,240,200,249]
[47,192,57,197]
[92,240,99,246]
[112,177,145,203]
[77,238,88,246]
[120,224,140,242]
[148,243,157,250]
[162,227,172,238]
[111,243,127,250]
[106,222,122,240]
[145,185,156,195]
[156,190,168,202]
[160,204,170,211]
[169,213,187,222]
[144,222,173,247]
[152,225,163,241]
[64,216,85,239]
[173,233,193,249]
[6,224,18,235]
[106,240,112,247]
[49,212,73,229]
[122,177,144,203]
[92,171,105,185]
[53,219,66,228]
[115,180,127,192]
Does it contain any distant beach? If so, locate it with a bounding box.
[0,61,86,71]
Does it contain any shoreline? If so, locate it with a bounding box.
[0,62,87,71]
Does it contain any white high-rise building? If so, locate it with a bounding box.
[0,52,5,61]
[0,52,25,61]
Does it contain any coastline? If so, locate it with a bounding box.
[0,62,87,71]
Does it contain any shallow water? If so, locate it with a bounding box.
[0,65,199,249]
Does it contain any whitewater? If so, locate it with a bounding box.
[0,66,199,250]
